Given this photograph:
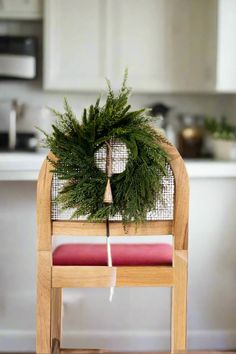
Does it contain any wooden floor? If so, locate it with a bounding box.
[1,351,236,354]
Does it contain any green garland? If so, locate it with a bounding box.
[42,73,169,223]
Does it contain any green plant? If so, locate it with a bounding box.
[41,72,169,223]
[205,116,236,141]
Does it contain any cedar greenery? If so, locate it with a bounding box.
[42,72,169,223]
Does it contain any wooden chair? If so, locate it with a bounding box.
[36,142,189,354]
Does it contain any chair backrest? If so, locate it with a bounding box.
[37,142,189,252]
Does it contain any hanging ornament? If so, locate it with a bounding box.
[103,141,113,204]
[103,178,113,204]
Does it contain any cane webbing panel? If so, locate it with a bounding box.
[51,164,174,221]
[94,140,129,174]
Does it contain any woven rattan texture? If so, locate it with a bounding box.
[51,168,174,221]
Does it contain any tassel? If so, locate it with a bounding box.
[103,177,113,204]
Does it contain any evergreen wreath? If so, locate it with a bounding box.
[42,72,169,223]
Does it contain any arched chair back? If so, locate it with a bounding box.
[36,141,189,354]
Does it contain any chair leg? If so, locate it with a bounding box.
[51,288,62,353]
[171,250,188,354]
[36,251,52,354]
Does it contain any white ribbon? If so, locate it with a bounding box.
[106,236,115,302]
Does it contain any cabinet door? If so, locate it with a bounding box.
[44,0,107,91]
[0,0,42,20]
[216,0,236,92]
[110,0,217,93]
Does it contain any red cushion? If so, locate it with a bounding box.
[53,243,172,266]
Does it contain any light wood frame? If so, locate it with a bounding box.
[36,142,189,354]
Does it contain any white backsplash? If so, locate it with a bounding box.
[1,79,236,134]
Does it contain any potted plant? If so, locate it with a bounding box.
[205,117,236,160]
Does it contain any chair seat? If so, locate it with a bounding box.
[53,243,172,266]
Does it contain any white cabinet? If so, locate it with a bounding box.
[0,0,43,20]
[43,0,219,93]
[44,0,108,91]
[110,0,217,92]
[216,0,236,92]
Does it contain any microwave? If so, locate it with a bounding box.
[0,36,37,79]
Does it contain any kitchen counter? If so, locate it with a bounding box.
[1,152,236,180]
[0,152,236,181]
[0,152,46,181]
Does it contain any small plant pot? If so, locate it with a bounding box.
[212,139,236,160]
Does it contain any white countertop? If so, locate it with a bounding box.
[1,152,236,180]
[0,152,46,181]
